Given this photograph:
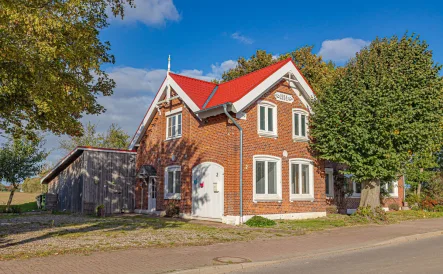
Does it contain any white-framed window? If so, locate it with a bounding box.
[325,168,334,197]
[292,109,308,140]
[352,181,362,197]
[166,112,182,140]
[257,101,277,137]
[164,166,181,199]
[289,158,315,201]
[384,181,399,198]
[253,155,282,201]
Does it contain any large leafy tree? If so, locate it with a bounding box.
[310,34,443,208]
[0,0,133,138]
[59,122,130,152]
[0,136,48,210]
[221,47,341,95]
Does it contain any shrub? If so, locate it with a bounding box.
[405,193,421,206]
[388,203,400,211]
[433,205,443,212]
[96,204,105,217]
[354,206,387,222]
[245,216,276,227]
[165,202,180,217]
[326,205,338,214]
[421,196,438,211]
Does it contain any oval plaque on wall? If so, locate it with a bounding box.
[274,92,294,103]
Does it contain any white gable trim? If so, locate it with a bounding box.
[128,76,201,150]
[232,61,316,113]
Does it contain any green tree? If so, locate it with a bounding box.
[310,34,443,208]
[0,0,133,139]
[0,136,48,210]
[221,47,341,95]
[59,122,130,152]
[22,164,52,193]
[405,149,438,197]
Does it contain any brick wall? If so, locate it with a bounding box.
[135,80,327,216]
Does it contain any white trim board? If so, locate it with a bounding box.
[129,76,202,150]
[233,61,316,113]
[222,212,327,225]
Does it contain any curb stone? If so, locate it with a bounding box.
[174,230,443,274]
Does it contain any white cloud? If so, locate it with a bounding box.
[318,38,370,63]
[179,60,237,81]
[112,0,180,26]
[231,32,254,44]
[106,67,167,96]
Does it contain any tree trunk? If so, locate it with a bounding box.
[359,179,381,209]
[6,186,17,211]
[417,183,421,197]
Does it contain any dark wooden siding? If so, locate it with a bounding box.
[48,150,136,214]
[82,151,136,214]
[47,155,83,213]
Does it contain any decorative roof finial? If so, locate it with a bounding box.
[167,55,171,74]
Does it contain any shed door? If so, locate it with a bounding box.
[192,162,224,219]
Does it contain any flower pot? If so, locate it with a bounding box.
[97,207,105,217]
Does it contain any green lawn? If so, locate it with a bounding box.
[1,209,442,261]
[0,192,38,212]
[275,211,443,232]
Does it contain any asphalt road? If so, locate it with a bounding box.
[233,235,443,274]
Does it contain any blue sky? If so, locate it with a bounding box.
[44,0,443,164]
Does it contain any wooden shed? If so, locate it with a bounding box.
[41,146,136,214]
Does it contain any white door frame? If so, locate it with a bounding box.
[148,176,157,212]
[192,162,224,219]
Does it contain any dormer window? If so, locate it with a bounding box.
[166,112,182,140]
[257,101,277,137]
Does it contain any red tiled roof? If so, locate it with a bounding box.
[168,58,293,110]
[205,58,292,108]
[169,73,217,108]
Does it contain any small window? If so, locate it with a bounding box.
[325,168,334,197]
[352,181,361,197]
[166,113,182,140]
[384,181,399,198]
[254,155,282,201]
[293,109,308,140]
[164,166,181,199]
[257,102,277,137]
[290,159,314,200]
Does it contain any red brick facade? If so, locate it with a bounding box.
[135,80,328,220]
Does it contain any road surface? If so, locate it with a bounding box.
[233,235,443,274]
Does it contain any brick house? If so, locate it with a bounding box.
[130,58,405,224]
[130,58,328,224]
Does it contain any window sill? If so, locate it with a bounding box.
[253,195,282,203]
[164,194,181,200]
[165,136,182,142]
[290,196,315,202]
[258,132,278,138]
[292,136,309,142]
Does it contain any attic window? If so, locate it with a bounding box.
[257,101,277,137]
[166,113,182,140]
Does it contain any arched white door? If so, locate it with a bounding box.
[192,162,224,219]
